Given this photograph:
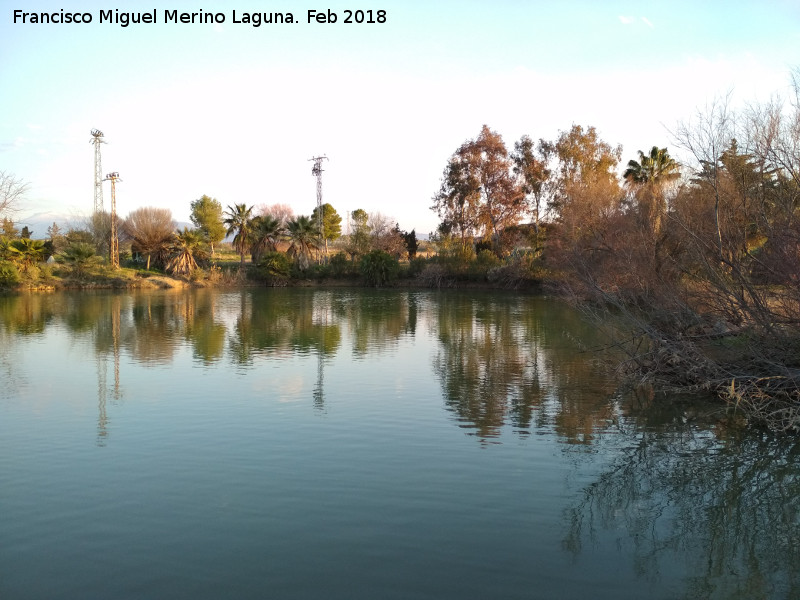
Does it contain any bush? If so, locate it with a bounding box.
[329,252,358,278]
[360,250,399,287]
[0,261,20,286]
[468,249,502,281]
[256,251,291,285]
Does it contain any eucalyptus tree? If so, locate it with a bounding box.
[224,203,255,267]
[433,125,525,253]
[511,134,551,235]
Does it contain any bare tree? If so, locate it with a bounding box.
[123,207,176,270]
[0,171,28,218]
[258,203,295,227]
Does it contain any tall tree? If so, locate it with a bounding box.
[434,125,525,253]
[347,209,372,258]
[311,203,342,256]
[549,124,622,231]
[123,207,176,270]
[190,195,226,256]
[623,146,681,235]
[224,203,255,266]
[511,135,551,234]
[431,156,481,248]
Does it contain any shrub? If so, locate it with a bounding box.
[329,252,358,278]
[360,250,399,287]
[0,261,20,286]
[256,251,291,285]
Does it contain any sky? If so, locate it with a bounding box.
[2,0,800,236]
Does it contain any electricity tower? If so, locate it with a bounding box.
[104,172,121,269]
[309,155,328,260]
[90,129,105,214]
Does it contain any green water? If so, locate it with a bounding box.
[0,288,797,599]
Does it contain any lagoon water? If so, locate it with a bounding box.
[1,288,798,599]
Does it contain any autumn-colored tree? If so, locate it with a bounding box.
[431,156,481,249]
[512,135,551,235]
[434,126,524,254]
[549,125,622,238]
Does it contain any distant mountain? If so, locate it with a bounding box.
[15,212,192,239]
[15,212,83,239]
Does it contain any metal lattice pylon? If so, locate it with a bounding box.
[309,155,328,260]
[90,129,105,214]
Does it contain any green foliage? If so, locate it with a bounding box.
[402,229,418,258]
[166,228,207,275]
[7,238,46,272]
[360,249,399,287]
[329,252,358,277]
[224,203,255,266]
[346,209,372,258]
[58,242,102,277]
[1,218,18,238]
[448,249,503,282]
[0,260,20,286]
[286,215,319,270]
[249,214,283,263]
[310,203,342,246]
[256,251,291,284]
[190,195,226,252]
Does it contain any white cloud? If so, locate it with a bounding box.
[618,15,634,25]
[641,16,654,28]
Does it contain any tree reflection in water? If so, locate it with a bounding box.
[432,293,619,442]
[563,403,800,599]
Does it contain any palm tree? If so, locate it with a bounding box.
[624,146,681,235]
[7,238,46,274]
[286,215,319,270]
[166,228,208,275]
[249,214,284,264]
[224,203,254,267]
[59,242,100,277]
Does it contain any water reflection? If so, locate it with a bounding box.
[564,403,800,599]
[0,289,623,442]
[432,293,619,442]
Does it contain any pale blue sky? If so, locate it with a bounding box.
[2,1,799,235]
